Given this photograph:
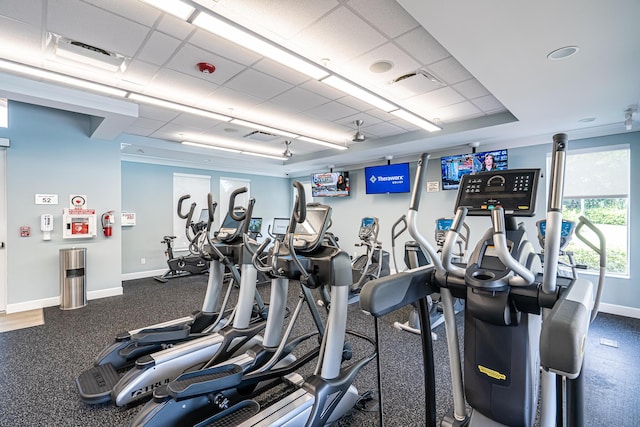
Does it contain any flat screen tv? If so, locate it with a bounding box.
[441,149,508,190]
[364,162,410,194]
[311,172,350,197]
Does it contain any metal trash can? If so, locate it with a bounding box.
[60,248,87,310]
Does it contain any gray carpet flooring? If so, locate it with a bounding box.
[0,274,638,426]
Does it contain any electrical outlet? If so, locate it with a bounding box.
[141,257,146,265]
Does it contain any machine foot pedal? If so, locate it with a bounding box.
[168,364,243,400]
[194,400,260,427]
[76,364,120,404]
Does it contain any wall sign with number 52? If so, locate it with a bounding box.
[35,194,59,205]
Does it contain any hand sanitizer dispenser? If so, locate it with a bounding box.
[41,214,53,241]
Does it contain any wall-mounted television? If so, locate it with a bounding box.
[364,162,411,194]
[311,171,350,197]
[441,149,508,190]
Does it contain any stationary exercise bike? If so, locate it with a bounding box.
[391,216,466,337]
[155,195,209,283]
[361,135,607,427]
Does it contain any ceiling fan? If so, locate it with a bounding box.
[352,119,365,142]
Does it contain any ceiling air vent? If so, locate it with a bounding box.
[390,69,444,99]
[244,130,279,141]
[53,35,126,72]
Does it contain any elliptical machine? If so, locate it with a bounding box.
[391,216,467,337]
[360,134,607,427]
[155,195,209,283]
[129,185,336,427]
[76,188,268,407]
[177,182,376,427]
[350,217,391,295]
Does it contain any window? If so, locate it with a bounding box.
[550,145,629,275]
[0,98,7,128]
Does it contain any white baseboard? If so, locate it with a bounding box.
[121,269,166,281]
[598,302,640,319]
[6,285,123,314]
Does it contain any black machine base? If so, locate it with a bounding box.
[76,363,120,404]
[193,400,260,427]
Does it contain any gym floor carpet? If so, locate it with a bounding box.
[0,275,638,426]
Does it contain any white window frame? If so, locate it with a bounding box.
[547,144,630,278]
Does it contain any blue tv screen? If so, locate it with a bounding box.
[364,163,410,194]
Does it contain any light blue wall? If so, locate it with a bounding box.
[311,132,640,312]
[0,101,122,308]
[121,161,291,274]
[2,100,637,313]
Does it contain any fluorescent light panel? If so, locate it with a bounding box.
[0,59,128,97]
[391,109,441,132]
[182,140,286,160]
[192,12,328,80]
[298,136,348,150]
[230,119,299,138]
[128,93,231,122]
[321,75,397,112]
[182,140,241,153]
[140,0,194,20]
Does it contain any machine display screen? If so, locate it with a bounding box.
[537,219,575,238]
[361,217,375,229]
[294,207,329,236]
[436,218,453,231]
[454,169,540,217]
[271,218,290,235]
[248,217,262,233]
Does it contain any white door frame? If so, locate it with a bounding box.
[0,148,7,312]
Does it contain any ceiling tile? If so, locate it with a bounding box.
[405,86,466,112]
[269,87,331,112]
[82,0,160,27]
[200,86,264,118]
[346,42,421,89]
[347,0,418,39]
[428,57,473,85]
[0,0,43,26]
[251,58,311,87]
[394,27,449,66]
[224,68,293,100]
[129,116,168,131]
[137,104,180,121]
[215,0,339,40]
[471,95,507,113]
[337,112,385,128]
[294,7,387,65]
[453,78,491,100]
[167,43,247,86]
[169,113,218,131]
[361,121,405,137]
[189,29,261,67]
[304,100,359,121]
[0,16,43,60]
[121,60,160,87]
[147,68,219,104]
[431,101,482,123]
[299,79,345,100]
[137,31,182,66]
[156,14,194,40]
[47,0,150,57]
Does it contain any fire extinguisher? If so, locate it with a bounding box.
[101,211,115,237]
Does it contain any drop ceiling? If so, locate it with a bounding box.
[0,0,638,177]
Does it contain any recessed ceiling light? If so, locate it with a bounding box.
[369,60,394,73]
[578,117,596,123]
[547,46,579,60]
